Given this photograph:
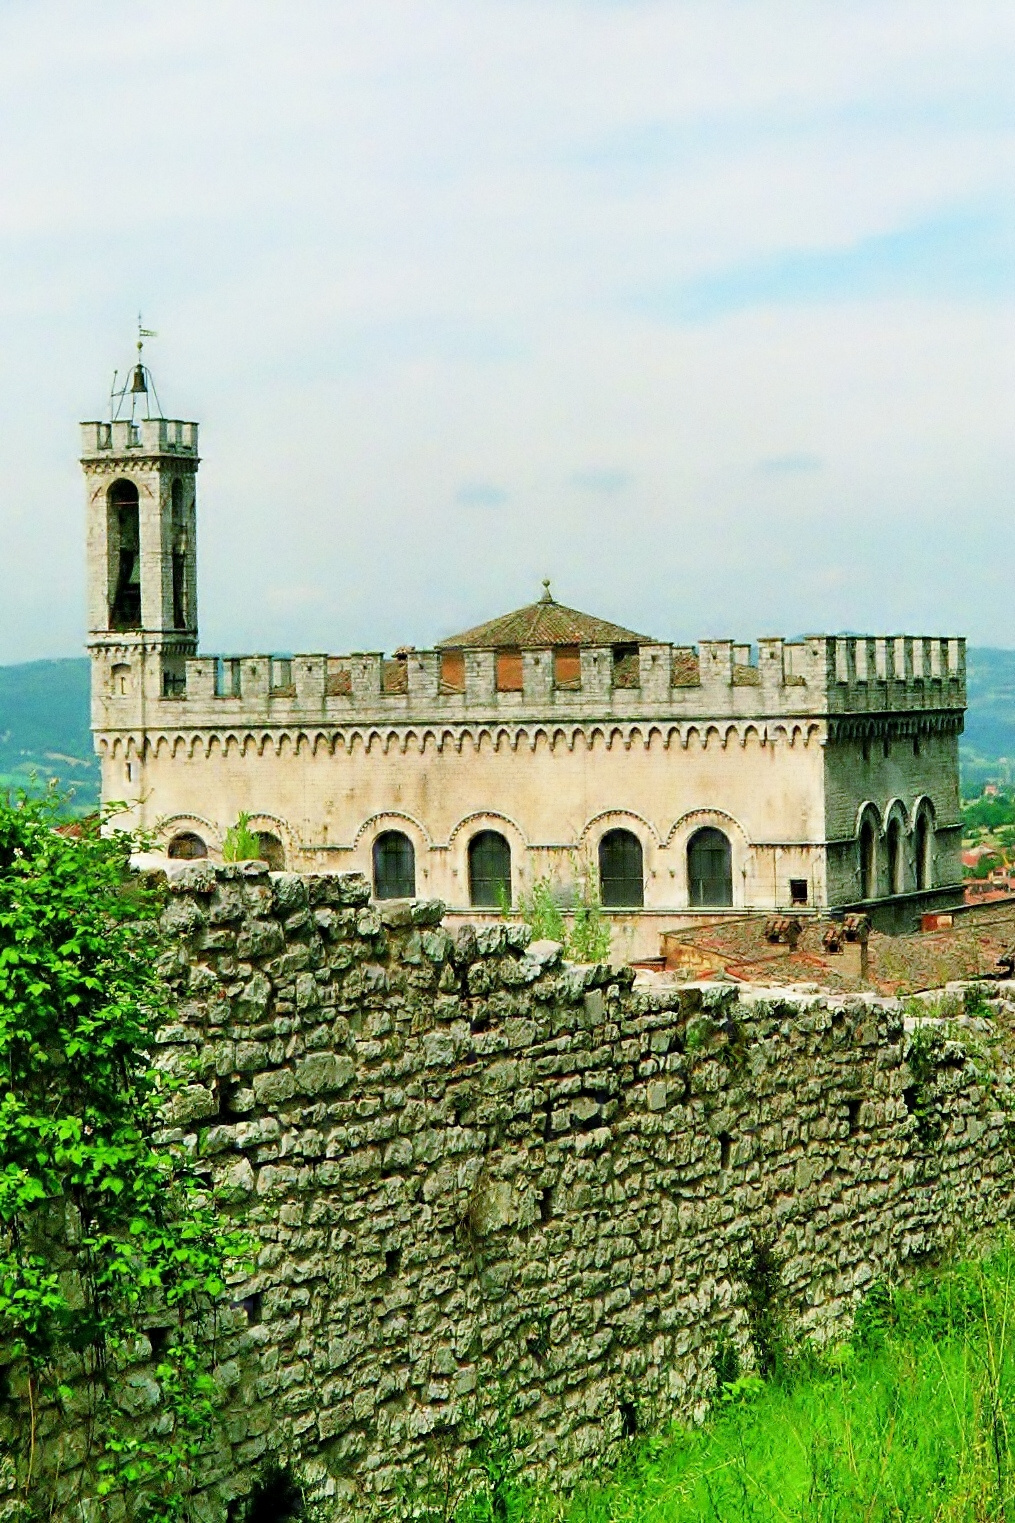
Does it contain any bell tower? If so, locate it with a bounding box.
[81,334,200,739]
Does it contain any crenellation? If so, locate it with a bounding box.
[108,632,965,725]
[80,417,199,459]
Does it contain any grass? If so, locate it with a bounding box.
[457,1242,1015,1523]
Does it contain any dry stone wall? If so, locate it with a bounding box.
[4,861,1015,1521]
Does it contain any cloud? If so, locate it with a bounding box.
[456,483,509,507]
[757,454,824,475]
[655,209,1015,323]
[265,585,326,611]
[571,468,632,493]
[0,0,1012,660]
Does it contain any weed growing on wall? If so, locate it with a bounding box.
[222,811,261,862]
[514,855,611,964]
[0,791,246,1522]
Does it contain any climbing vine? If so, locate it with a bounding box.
[0,791,246,1522]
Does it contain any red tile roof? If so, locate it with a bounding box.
[438,584,651,650]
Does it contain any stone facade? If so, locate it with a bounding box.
[82,400,966,953]
[5,863,1014,1520]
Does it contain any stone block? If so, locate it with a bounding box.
[294,1053,356,1095]
[237,920,286,960]
[253,1068,297,1106]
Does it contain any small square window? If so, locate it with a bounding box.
[789,879,808,906]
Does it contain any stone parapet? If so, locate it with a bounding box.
[92,635,966,735]
[80,417,199,460]
[3,865,1012,1521]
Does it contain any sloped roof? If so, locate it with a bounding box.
[437,583,652,650]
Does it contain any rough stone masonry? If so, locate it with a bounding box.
[4,861,1015,1521]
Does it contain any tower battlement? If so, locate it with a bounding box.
[80,418,199,459]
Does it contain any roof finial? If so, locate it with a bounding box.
[540,578,554,604]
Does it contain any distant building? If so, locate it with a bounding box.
[83,369,967,954]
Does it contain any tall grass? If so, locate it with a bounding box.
[461,1242,1015,1523]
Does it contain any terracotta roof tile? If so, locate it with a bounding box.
[438,587,651,650]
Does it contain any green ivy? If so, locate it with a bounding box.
[0,790,247,1522]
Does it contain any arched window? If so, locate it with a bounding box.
[256,831,285,871]
[167,831,207,860]
[914,808,934,891]
[886,816,904,895]
[373,830,415,899]
[468,830,511,908]
[598,829,644,908]
[108,479,141,630]
[859,817,877,899]
[688,827,733,907]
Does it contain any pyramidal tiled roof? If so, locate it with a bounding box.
[437,583,652,650]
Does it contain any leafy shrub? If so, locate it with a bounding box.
[514,856,611,964]
[0,790,246,1521]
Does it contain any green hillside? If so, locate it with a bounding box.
[0,658,98,812]
[960,646,1015,792]
[1,647,1014,815]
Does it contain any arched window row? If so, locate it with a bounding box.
[374,825,741,911]
[857,808,936,900]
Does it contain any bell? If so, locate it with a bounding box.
[131,364,147,394]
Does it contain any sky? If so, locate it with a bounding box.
[0,0,1012,662]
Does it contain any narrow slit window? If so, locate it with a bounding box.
[108,480,141,630]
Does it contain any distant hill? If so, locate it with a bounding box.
[0,658,98,811]
[961,648,1015,792]
[1,647,1013,813]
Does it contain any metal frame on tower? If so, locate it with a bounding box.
[109,316,163,423]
